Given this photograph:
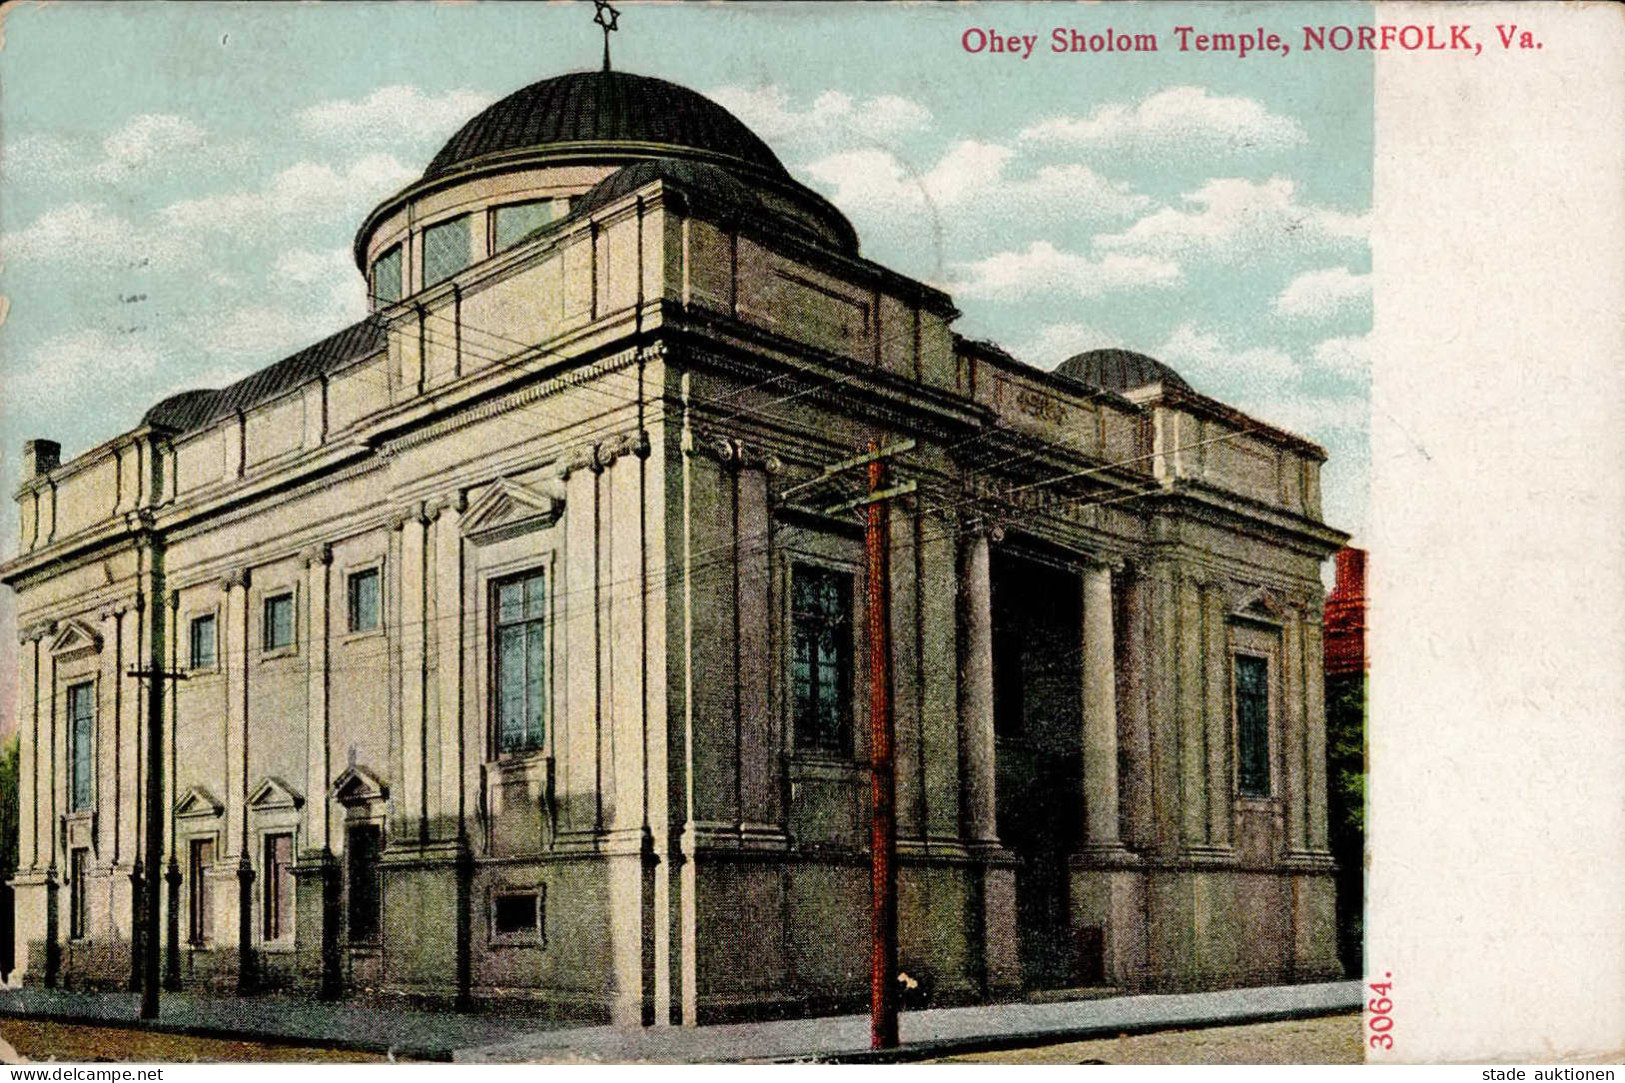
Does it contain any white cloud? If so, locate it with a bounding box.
[1312,334,1371,381]
[272,247,355,286]
[1006,322,1119,368]
[707,85,931,153]
[2,202,182,268]
[194,305,318,359]
[1096,177,1369,265]
[6,114,213,184]
[11,329,163,407]
[162,155,415,234]
[297,86,495,148]
[1020,86,1306,156]
[92,114,207,181]
[273,248,368,323]
[1274,266,1371,319]
[950,241,1180,301]
[807,140,1149,223]
[1158,322,1299,385]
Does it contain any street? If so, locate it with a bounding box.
[932,1012,1363,1064]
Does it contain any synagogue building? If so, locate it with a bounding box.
[2,69,1348,1024]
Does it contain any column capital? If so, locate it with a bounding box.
[221,567,250,592]
[167,589,181,611]
[390,502,429,531]
[303,543,332,568]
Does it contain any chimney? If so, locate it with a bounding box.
[22,439,61,479]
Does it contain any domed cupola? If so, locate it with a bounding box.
[1055,348,1193,395]
[423,71,791,183]
[354,69,856,303]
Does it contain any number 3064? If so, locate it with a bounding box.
[1368,976,1395,1051]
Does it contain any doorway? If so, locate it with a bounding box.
[990,549,1083,990]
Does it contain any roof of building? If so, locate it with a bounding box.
[554,156,857,254]
[142,316,385,435]
[1054,348,1193,395]
[423,70,789,182]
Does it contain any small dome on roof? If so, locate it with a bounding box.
[1054,348,1192,394]
[424,70,789,182]
[554,156,857,254]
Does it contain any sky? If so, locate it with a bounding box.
[0,1,1372,724]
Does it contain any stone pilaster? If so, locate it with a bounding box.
[395,505,429,841]
[956,525,998,845]
[1081,560,1127,856]
[433,497,465,838]
[1202,581,1234,851]
[1116,565,1155,851]
[222,569,249,861]
[1283,606,1309,854]
[304,545,332,855]
[1303,608,1331,854]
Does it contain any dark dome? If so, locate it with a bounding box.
[572,157,763,218]
[1055,348,1192,394]
[555,157,857,253]
[424,71,789,181]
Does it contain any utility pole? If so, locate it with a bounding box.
[128,663,186,1020]
[782,438,915,1050]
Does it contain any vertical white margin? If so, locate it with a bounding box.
[1369,2,1625,1062]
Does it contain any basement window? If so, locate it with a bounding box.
[490,887,544,946]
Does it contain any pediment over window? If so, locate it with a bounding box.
[175,785,224,819]
[1230,587,1284,625]
[247,776,304,811]
[49,620,102,659]
[331,765,388,806]
[460,478,565,544]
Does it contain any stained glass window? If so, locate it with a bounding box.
[263,593,294,651]
[189,614,216,669]
[371,244,403,305]
[422,215,471,287]
[493,199,563,251]
[67,682,93,811]
[1235,654,1271,797]
[495,571,548,755]
[348,568,380,633]
[791,564,853,755]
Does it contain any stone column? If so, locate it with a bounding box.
[433,498,465,838]
[17,631,38,874]
[1303,610,1331,853]
[956,525,998,844]
[1282,606,1309,854]
[396,505,429,842]
[1116,566,1154,851]
[223,570,249,862]
[304,546,332,856]
[1081,560,1126,855]
[1202,582,1233,850]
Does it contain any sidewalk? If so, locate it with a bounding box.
[0,981,1362,1063]
[0,988,555,1061]
[457,981,1362,1063]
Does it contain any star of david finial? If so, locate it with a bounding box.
[593,0,621,72]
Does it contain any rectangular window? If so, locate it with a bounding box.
[263,593,295,651]
[347,568,381,633]
[492,199,562,252]
[346,823,382,944]
[492,891,541,938]
[189,613,216,670]
[371,243,403,306]
[188,837,215,945]
[791,564,854,755]
[494,571,548,755]
[67,682,94,811]
[262,832,294,941]
[69,848,88,940]
[1235,654,1272,797]
[422,214,471,287]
